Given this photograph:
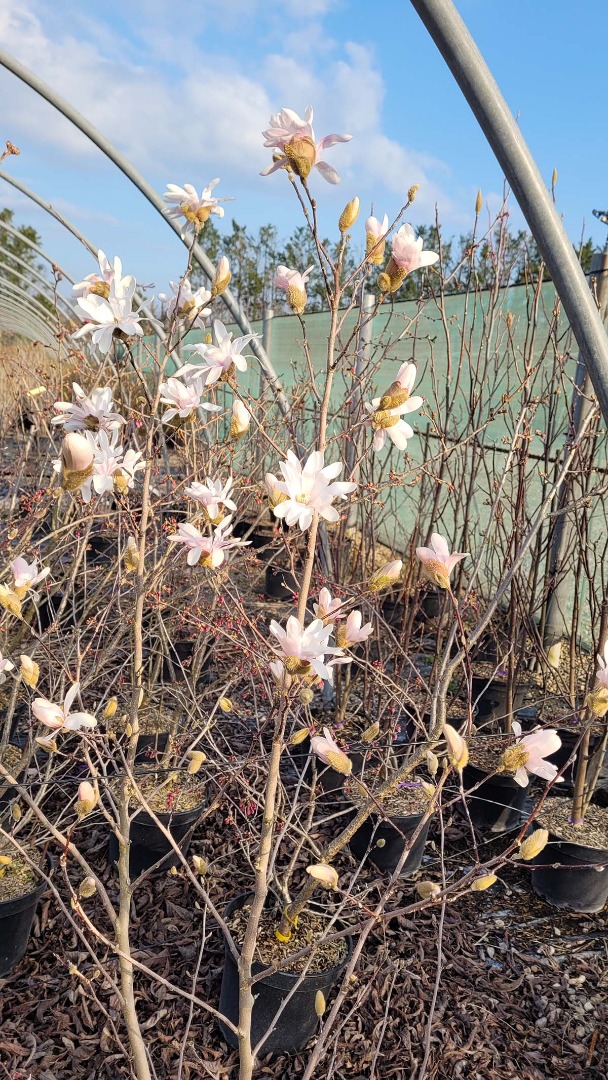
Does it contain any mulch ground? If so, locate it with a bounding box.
[0,808,606,1080]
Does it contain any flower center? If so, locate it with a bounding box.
[284,656,312,675]
[499,744,530,774]
[371,410,400,430]
[84,414,100,432]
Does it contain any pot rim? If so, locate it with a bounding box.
[223,891,354,988]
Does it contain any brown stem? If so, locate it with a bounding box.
[571,713,592,824]
[237,701,289,1080]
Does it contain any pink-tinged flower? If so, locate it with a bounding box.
[261,105,352,185]
[268,659,293,691]
[262,106,314,148]
[159,377,204,422]
[72,278,145,355]
[364,361,423,451]
[313,587,345,622]
[508,721,563,788]
[10,556,50,601]
[163,180,232,237]
[52,383,125,433]
[415,533,468,590]
[390,224,439,274]
[595,641,608,689]
[0,651,14,684]
[364,401,419,452]
[72,251,133,300]
[274,265,313,315]
[159,278,212,328]
[369,560,402,591]
[32,683,97,733]
[115,448,145,495]
[271,450,356,531]
[365,214,389,264]
[168,515,249,568]
[179,319,257,387]
[184,475,237,521]
[310,726,352,774]
[269,616,349,684]
[336,610,373,648]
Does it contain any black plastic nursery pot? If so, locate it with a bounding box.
[233,519,278,561]
[86,532,119,565]
[459,763,528,833]
[108,801,204,878]
[264,564,299,601]
[218,893,353,1055]
[415,589,445,623]
[530,833,608,913]
[160,639,214,683]
[470,673,526,722]
[381,595,405,629]
[0,854,51,978]
[544,726,601,786]
[288,737,365,796]
[348,810,430,874]
[135,731,170,763]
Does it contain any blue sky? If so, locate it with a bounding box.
[0,0,606,300]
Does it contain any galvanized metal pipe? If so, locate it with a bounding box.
[0,49,291,416]
[409,0,608,421]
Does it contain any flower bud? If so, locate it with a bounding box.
[475,189,483,215]
[219,697,232,713]
[408,184,420,203]
[518,828,549,861]
[290,727,310,746]
[123,537,140,574]
[284,135,316,179]
[315,990,326,1017]
[361,721,380,744]
[187,750,207,774]
[298,688,314,706]
[76,780,97,818]
[547,641,562,670]
[113,469,130,495]
[211,256,231,298]
[369,560,403,592]
[78,876,97,899]
[0,585,22,618]
[11,803,22,822]
[585,686,608,719]
[285,283,306,315]
[443,724,469,771]
[426,750,439,778]
[471,873,497,891]
[339,197,360,234]
[551,167,558,190]
[377,256,408,295]
[230,399,250,439]
[420,781,436,799]
[103,697,118,720]
[20,654,39,688]
[61,433,94,492]
[192,854,208,875]
[265,472,287,508]
[416,880,440,899]
[306,863,339,889]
